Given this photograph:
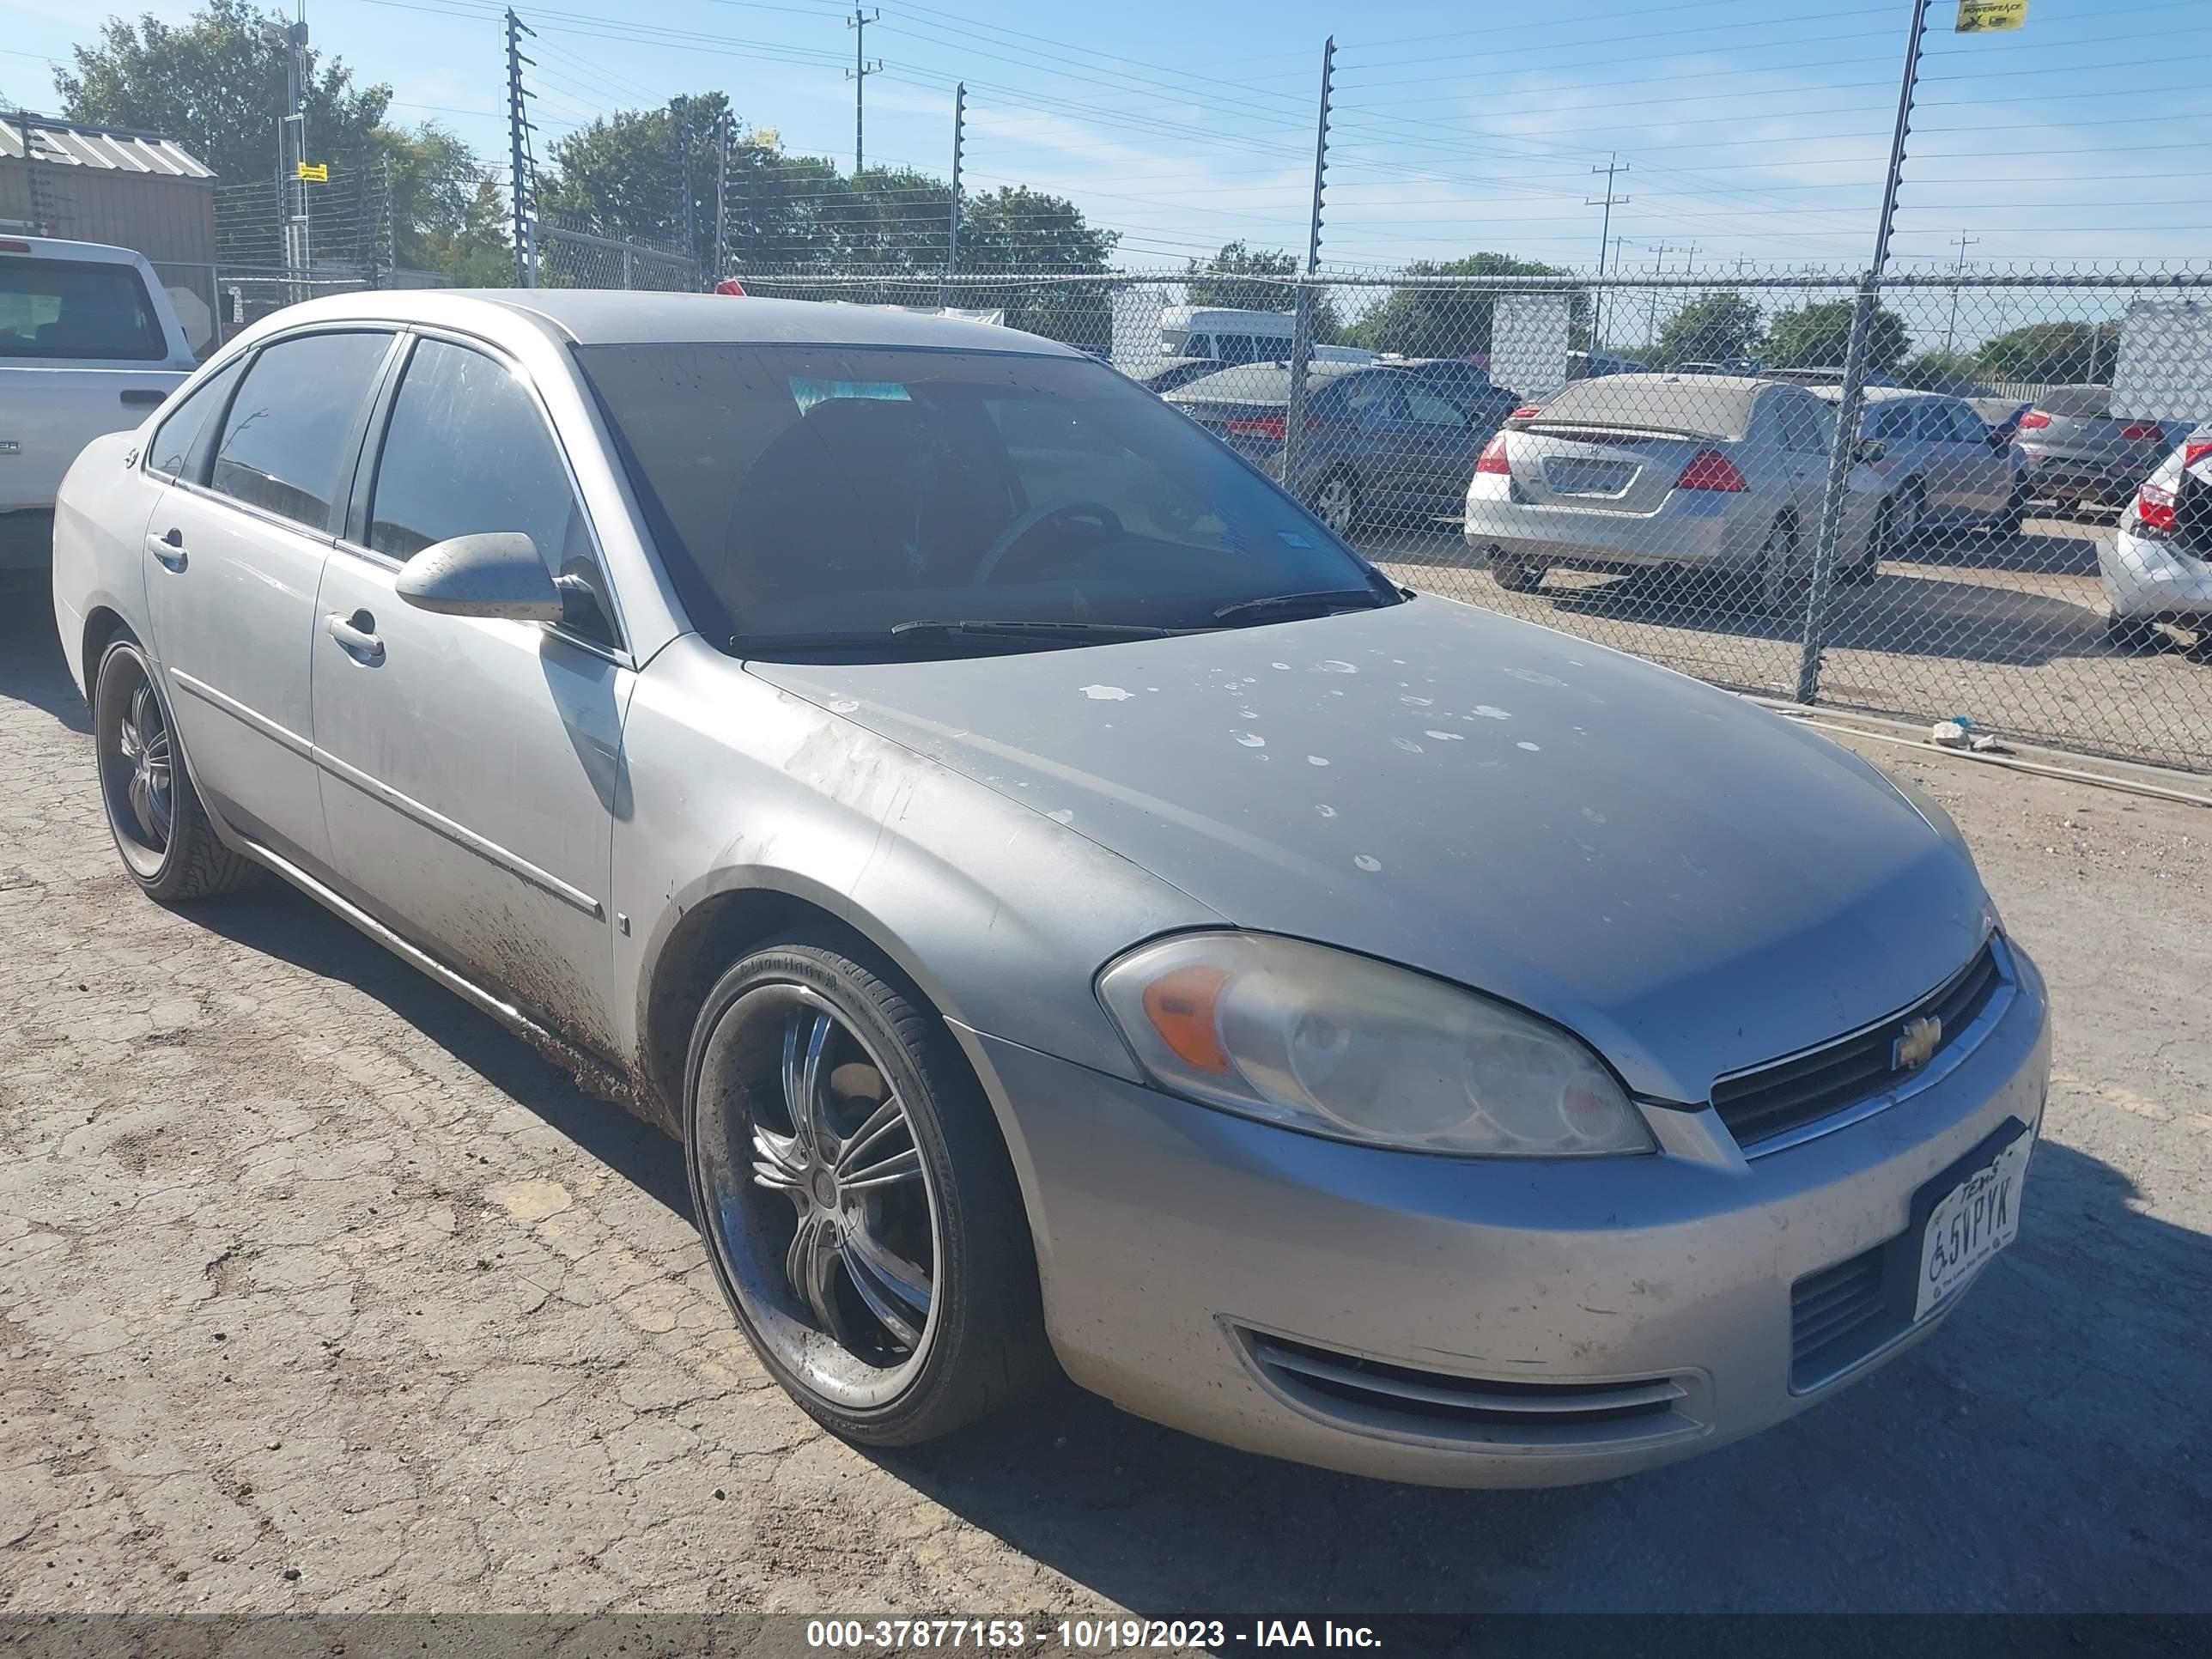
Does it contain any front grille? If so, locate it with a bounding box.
[1712,939,2004,1151]
[1242,1330,1695,1448]
[1790,1245,1895,1389]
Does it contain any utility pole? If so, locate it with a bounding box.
[946,82,964,293]
[1282,36,1334,493]
[1943,232,1979,355]
[1797,0,1933,705]
[259,13,313,301]
[1586,154,1629,348]
[1642,240,1677,349]
[505,8,538,286]
[845,9,882,176]
[714,110,730,284]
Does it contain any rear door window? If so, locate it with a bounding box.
[0,258,167,361]
[1403,385,1469,428]
[210,331,393,533]
[147,358,245,481]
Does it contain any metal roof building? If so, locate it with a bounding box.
[1,111,217,265]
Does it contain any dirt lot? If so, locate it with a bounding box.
[1370,508,2212,775]
[2,570,2209,1617]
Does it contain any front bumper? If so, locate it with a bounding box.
[970,939,2050,1487]
[2101,528,2212,620]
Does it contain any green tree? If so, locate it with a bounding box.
[1651,290,1762,367]
[1346,252,1586,359]
[1974,320,2119,386]
[376,123,506,277]
[55,0,391,190]
[1897,346,1984,391]
[1761,299,1910,372]
[1185,241,1297,312]
[539,94,732,258]
[957,186,1120,344]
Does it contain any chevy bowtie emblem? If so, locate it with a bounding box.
[1893,1015,1942,1072]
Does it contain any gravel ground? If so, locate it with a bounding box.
[2,570,2208,1618]
[1369,509,2212,775]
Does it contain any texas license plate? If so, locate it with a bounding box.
[1915,1132,2032,1320]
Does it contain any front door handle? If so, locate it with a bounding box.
[326,610,385,665]
[147,527,186,572]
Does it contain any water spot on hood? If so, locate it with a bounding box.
[1272,662,1291,670]
[1401,695,1434,708]
[827,699,861,714]
[1391,737,1424,754]
[1316,805,1338,817]
[1080,684,1133,702]
[1353,854,1382,872]
[1233,732,1267,749]
[1582,806,1607,824]
[1306,755,1330,767]
[1517,740,1542,752]
[1503,666,1565,688]
[1319,659,1358,674]
[1240,708,1259,719]
[1425,730,1464,742]
[1046,809,1075,824]
[1471,704,1511,720]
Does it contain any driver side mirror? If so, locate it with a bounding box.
[395,532,564,623]
[1852,436,1887,465]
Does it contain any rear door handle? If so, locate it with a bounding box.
[147,527,186,571]
[326,611,385,664]
[120,389,167,409]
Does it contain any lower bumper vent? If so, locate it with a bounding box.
[1240,1329,1698,1449]
[1790,1245,1898,1389]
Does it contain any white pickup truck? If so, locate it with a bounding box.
[2,234,197,568]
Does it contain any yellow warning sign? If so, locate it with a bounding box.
[295,161,329,182]
[1957,0,2028,32]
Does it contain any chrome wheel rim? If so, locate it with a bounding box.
[1312,475,1356,534]
[694,983,941,1409]
[99,655,174,878]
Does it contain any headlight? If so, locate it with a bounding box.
[1097,933,1654,1158]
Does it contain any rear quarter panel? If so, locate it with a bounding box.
[50,428,157,698]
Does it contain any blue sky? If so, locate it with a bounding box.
[6,0,2207,276]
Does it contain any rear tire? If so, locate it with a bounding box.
[1306,469,1362,538]
[1994,479,2029,537]
[1757,515,1808,613]
[1491,557,1547,593]
[683,933,1052,1446]
[93,637,255,903]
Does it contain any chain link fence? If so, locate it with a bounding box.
[541,223,700,292]
[729,261,2212,774]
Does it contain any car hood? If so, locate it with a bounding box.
[749,599,1994,1102]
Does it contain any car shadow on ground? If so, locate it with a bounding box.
[1,574,93,734]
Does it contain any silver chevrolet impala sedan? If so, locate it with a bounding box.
[52,292,2050,1487]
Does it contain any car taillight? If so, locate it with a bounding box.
[1509,405,1543,421]
[1476,432,1512,475]
[2185,441,2212,470]
[2017,410,2051,430]
[1675,449,1747,492]
[1224,414,1289,442]
[2136,481,2176,535]
[2120,422,2165,443]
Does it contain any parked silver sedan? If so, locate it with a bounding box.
[53,292,2048,1488]
[1464,373,1883,607]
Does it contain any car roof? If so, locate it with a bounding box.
[0,233,150,267]
[217,287,1089,356]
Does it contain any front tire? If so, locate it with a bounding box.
[93,637,254,902]
[683,934,1050,1446]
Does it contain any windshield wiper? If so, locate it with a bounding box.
[889,618,1181,641]
[1212,588,1389,624]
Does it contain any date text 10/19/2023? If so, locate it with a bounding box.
[805,1620,1385,1649]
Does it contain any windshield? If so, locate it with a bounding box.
[575,343,1394,654]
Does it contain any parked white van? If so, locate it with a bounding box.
[1158,304,1376,368]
